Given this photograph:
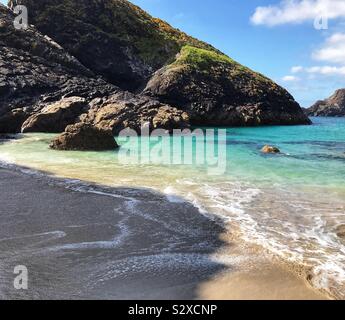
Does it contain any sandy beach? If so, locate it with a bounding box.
[0,166,327,300]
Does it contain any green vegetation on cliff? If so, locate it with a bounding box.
[171,45,275,88]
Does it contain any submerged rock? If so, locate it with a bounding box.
[307,89,345,117]
[336,225,345,239]
[261,145,280,154]
[50,122,118,151]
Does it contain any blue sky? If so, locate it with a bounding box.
[3,0,345,107]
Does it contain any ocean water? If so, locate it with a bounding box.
[0,117,345,298]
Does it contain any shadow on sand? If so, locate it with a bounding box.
[0,163,231,300]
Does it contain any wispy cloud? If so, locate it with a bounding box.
[312,33,345,64]
[306,66,345,75]
[282,75,300,81]
[291,66,304,73]
[287,65,345,76]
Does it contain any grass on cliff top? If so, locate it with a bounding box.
[172,45,274,86]
[175,45,236,68]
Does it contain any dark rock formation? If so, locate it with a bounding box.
[50,122,118,151]
[0,5,118,133]
[307,89,345,117]
[13,0,217,91]
[0,108,28,133]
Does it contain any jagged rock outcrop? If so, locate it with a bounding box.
[84,91,190,135]
[307,89,345,117]
[10,0,310,128]
[50,122,118,151]
[22,97,88,133]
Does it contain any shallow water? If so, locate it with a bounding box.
[0,117,344,298]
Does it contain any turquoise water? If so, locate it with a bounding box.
[0,117,345,298]
[226,117,345,188]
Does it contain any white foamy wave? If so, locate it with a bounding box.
[163,186,187,203]
[48,219,131,251]
[184,180,345,298]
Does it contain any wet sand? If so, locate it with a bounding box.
[0,166,328,300]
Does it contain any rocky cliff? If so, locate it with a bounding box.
[307,89,345,117]
[1,0,310,147]
[11,0,217,91]
[0,4,189,138]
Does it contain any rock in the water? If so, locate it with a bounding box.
[22,97,88,133]
[261,145,280,154]
[306,89,345,117]
[50,122,118,151]
[336,225,345,239]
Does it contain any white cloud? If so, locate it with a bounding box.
[291,66,304,73]
[282,75,300,81]
[284,64,345,81]
[306,65,345,75]
[251,0,345,26]
[312,33,345,64]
